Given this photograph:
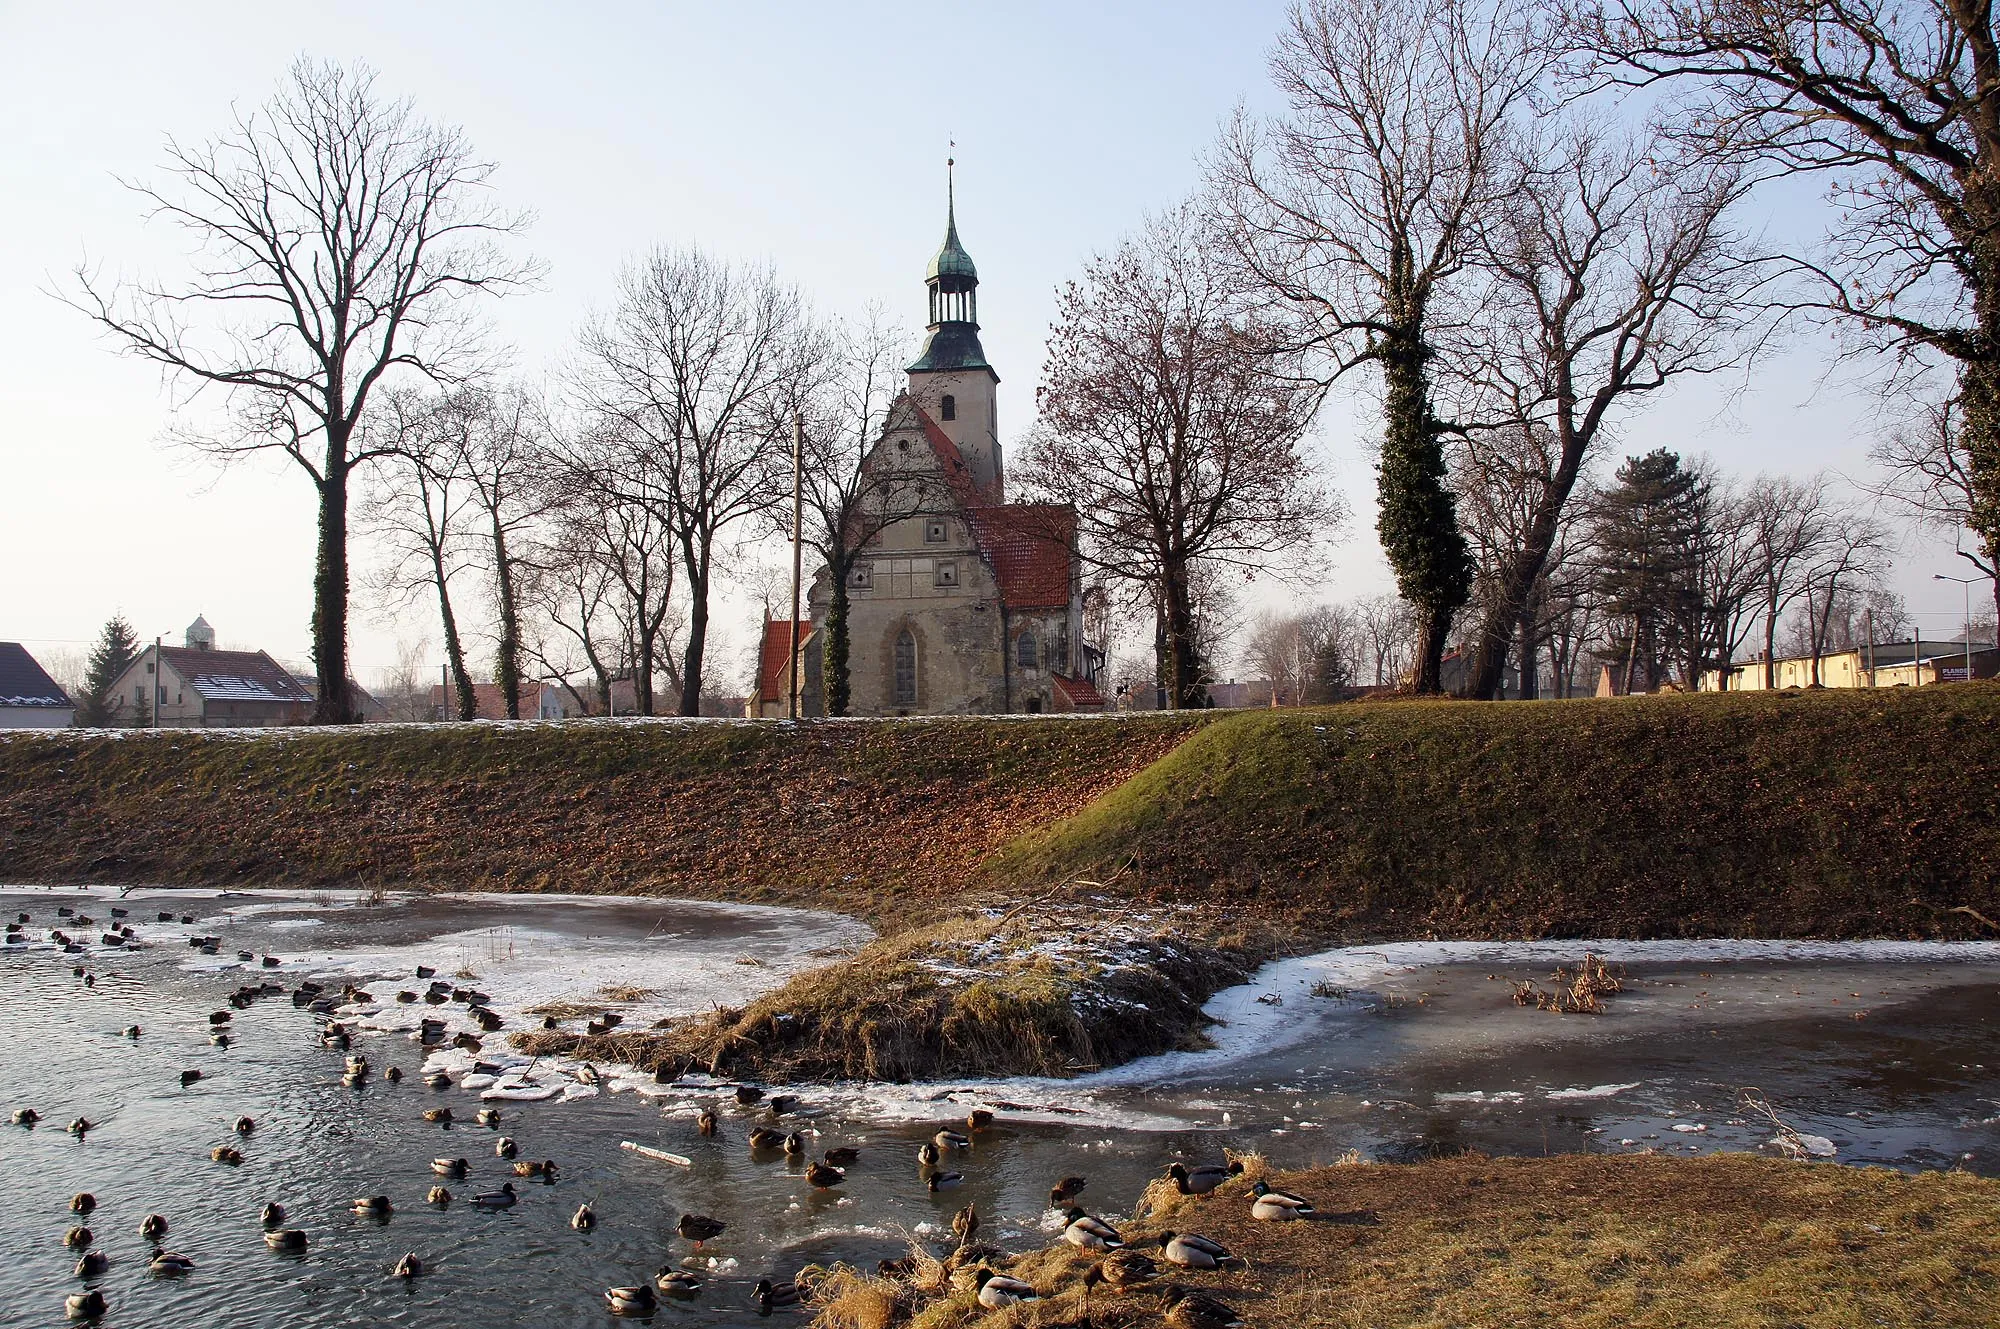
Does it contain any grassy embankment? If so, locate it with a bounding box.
[821,1152,2000,1328]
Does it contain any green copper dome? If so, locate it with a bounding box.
[927,212,978,284]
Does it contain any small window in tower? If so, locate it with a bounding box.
[1017,632,1038,670]
[934,561,958,588]
[941,394,956,421]
[924,517,947,544]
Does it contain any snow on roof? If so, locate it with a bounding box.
[158,646,313,704]
[0,642,71,708]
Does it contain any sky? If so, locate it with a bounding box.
[0,2,1985,693]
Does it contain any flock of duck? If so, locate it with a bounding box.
[10,898,1318,1325]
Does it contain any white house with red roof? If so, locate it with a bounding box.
[106,616,315,727]
[785,172,1105,717]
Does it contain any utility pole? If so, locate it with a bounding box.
[788,411,805,721]
[1863,608,1875,688]
[152,636,161,729]
[1934,573,1980,682]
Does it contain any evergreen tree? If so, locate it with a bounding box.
[79,614,142,726]
[1593,451,1706,692]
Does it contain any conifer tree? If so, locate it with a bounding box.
[78,614,141,726]
[1593,450,1705,693]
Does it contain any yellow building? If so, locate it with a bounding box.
[1703,640,1997,691]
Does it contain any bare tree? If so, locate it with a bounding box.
[1214,0,1547,692]
[1796,511,1896,683]
[1452,116,1760,697]
[453,385,557,719]
[1869,389,2000,617]
[1578,0,2000,619]
[1746,473,1839,687]
[68,58,537,721]
[1242,603,1365,703]
[1023,203,1334,708]
[576,247,809,714]
[1357,592,1420,686]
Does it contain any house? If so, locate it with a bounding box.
[426,677,674,721]
[1701,638,2000,691]
[288,671,388,722]
[747,618,815,719]
[106,617,314,727]
[786,170,1105,717]
[0,642,74,728]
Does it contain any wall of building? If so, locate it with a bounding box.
[0,705,72,728]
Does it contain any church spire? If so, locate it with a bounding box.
[911,155,991,373]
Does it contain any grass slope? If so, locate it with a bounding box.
[990,685,2000,938]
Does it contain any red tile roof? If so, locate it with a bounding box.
[757,620,808,704]
[914,406,990,507]
[1052,673,1106,709]
[967,504,1077,609]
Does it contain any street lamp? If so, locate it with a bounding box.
[1933,573,1980,683]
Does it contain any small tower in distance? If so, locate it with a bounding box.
[185,615,215,651]
[907,157,1003,500]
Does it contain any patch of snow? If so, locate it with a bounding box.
[1548,1083,1641,1101]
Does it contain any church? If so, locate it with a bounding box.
[751,174,1107,718]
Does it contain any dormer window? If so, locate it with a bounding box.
[924,517,947,544]
[941,394,956,421]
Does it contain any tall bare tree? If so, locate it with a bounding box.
[1024,203,1333,708]
[1214,0,1547,692]
[452,385,556,720]
[576,248,808,714]
[1579,0,2000,627]
[1746,473,1839,686]
[1870,388,2000,617]
[69,58,537,721]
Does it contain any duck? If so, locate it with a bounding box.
[916,1142,942,1168]
[782,1131,808,1158]
[654,1269,704,1299]
[805,1161,845,1189]
[426,1186,451,1206]
[495,1136,518,1159]
[932,1128,971,1151]
[149,1252,196,1276]
[71,1194,97,1215]
[1157,1230,1245,1270]
[234,1115,256,1135]
[1249,1179,1316,1221]
[415,965,436,979]
[431,1157,468,1178]
[139,1213,168,1240]
[606,1284,657,1317]
[747,1126,786,1152]
[180,1070,203,1087]
[1083,1250,1159,1293]
[64,1290,106,1320]
[259,1202,285,1226]
[423,1073,451,1091]
[392,1252,422,1279]
[73,1249,110,1278]
[752,1278,801,1314]
[264,1228,309,1252]
[1162,1284,1247,1329]
[927,1170,965,1192]
[734,1085,766,1106]
[677,1212,725,1248]
[951,1202,980,1247]
[67,1117,92,1137]
[470,1183,518,1209]
[475,1108,501,1128]
[1049,1175,1087,1206]
[64,1226,93,1249]
[697,1108,719,1137]
[768,1094,800,1115]
[122,1026,140,1041]
[823,1146,859,1167]
[383,1066,404,1084]
[513,1158,558,1179]
[12,1108,39,1126]
[966,1108,995,1131]
[571,1203,596,1230]
[1062,1209,1125,1251]
[973,1268,1037,1309]
[351,1195,393,1218]
[1168,1160,1245,1195]
[211,1145,244,1165]
[421,1107,452,1124]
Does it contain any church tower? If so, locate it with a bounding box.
[907,160,1003,500]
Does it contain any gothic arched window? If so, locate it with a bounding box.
[1016,631,1038,670]
[941,394,956,421]
[893,628,918,706]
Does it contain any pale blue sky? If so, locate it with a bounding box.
[0,2,1978,687]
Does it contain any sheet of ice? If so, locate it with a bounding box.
[1547,1083,1642,1101]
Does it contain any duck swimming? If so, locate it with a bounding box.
[426,1186,451,1205]
[752,1277,801,1314]
[421,1107,452,1124]
[264,1229,309,1252]
[70,1194,96,1215]
[513,1159,558,1179]
[747,1126,785,1152]
[926,1171,965,1192]
[149,1252,195,1276]
[471,1183,518,1209]
[139,1214,168,1240]
[211,1145,244,1165]
[475,1108,500,1128]
[805,1161,846,1189]
[12,1108,39,1126]
[351,1195,392,1218]
[64,1290,105,1320]
[67,1118,92,1137]
[495,1136,518,1159]
[571,1203,596,1230]
[932,1128,971,1151]
[916,1142,941,1168]
[697,1108,719,1137]
[432,1157,468,1177]
[654,1269,704,1299]
[782,1131,807,1158]
[259,1202,285,1226]
[234,1116,256,1135]
[63,1226,92,1249]
[392,1252,422,1279]
[734,1085,766,1106]
[73,1249,109,1278]
[605,1284,657,1317]
[823,1146,859,1167]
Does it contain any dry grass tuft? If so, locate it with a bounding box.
[804,1265,908,1329]
[523,999,610,1021]
[1513,953,1623,1014]
[596,984,657,1004]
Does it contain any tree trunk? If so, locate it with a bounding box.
[1375,321,1471,695]
[1515,596,1538,700]
[491,516,522,720]
[311,453,355,724]
[428,547,475,721]
[824,555,852,717]
[1161,555,1204,708]
[1762,592,1779,689]
[679,555,709,717]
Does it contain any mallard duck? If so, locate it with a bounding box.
[415,965,436,979]
[123,1026,142,1039]
[422,1107,452,1124]
[1249,1180,1315,1221]
[1062,1209,1125,1251]
[1162,1284,1246,1329]
[654,1269,704,1299]
[383,1066,404,1083]
[475,1108,501,1128]
[423,1072,450,1090]
[1168,1161,1245,1195]
[768,1094,800,1115]
[1156,1231,1245,1270]
[966,1108,995,1131]
[513,1159,558,1179]
[64,1226,93,1248]
[1083,1250,1159,1293]
[747,1126,785,1151]
[951,1201,980,1247]
[212,1145,244,1165]
[233,1115,256,1135]
[734,1085,766,1106]
[392,1252,422,1278]
[211,1032,233,1048]
[264,1228,308,1252]
[12,1108,39,1126]
[495,1136,518,1159]
[677,1212,725,1248]
[351,1195,392,1217]
[344,1054,369,1077]
[64,1290,105,1320]
[149,1252,195,1276]
[67,1117,92,1137]
[74,1249,109,1277]
[70,1193,96,1214]
[932,1128,971,1151]
[916,1142,941,1168]
[180,1070,202,1087]
[823,1145,859,1166]
[607,1284,657,1316]
[973,1268,1037,1309]
[139,1214,168,1240]
[571,1203,596,1230]
[927,1169,966,1193]
[753,1278,800,1314]
[805,1161,845,1189]
[431,1157,468,1177]
[1049,1175,1086,1205]
[782,1131,807,1158]
[259,1202,285,1226]
[470,1183,517,1209]
[697,1109,719,1137]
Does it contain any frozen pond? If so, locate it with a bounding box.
[2,886,1996,1327]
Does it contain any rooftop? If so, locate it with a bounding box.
[0,642,71,709]
[158,646,314,704]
